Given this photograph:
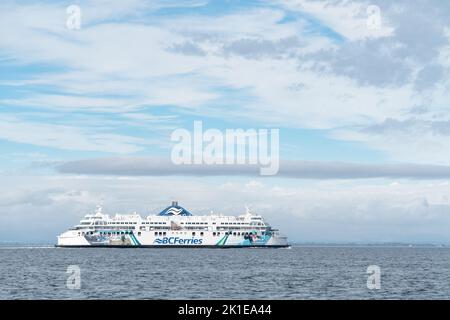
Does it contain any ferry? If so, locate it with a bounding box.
[57,201,289,248]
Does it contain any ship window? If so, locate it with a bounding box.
[213,232,216,236]
[233,232,236,236]
[163,232,166,236]
[200,232,204,236]
[154,232,157,236]
[192,232,196,236]
[138,232,141,236]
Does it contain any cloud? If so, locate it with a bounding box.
[56,157,450,179]
[312,38,413,87]
[333,117,450,164]
[362,118,450,136]
[3,1,444,137]
[221,36,307,59]
[308,1,449,88]
[0,115,153,153]
[1,94,136,112]
[277,0,394,41]
[168,41,207,56]
[414,64,444,90]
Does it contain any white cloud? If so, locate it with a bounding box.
[0,1,403,130]
[2,0,448,165]
[0,115,152,153]
[55,157,450,179]
[1,94,135,112]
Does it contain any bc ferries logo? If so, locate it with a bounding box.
[166,207,183,215]
[154,237,203,245]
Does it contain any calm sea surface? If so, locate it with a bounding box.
[0,246,449,299]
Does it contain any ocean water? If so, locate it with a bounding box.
[0,246,449,299]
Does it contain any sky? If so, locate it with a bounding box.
[1,0,450,243]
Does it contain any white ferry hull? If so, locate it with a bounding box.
[57,230,289,248]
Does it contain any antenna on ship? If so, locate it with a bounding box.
[245,204,252,215]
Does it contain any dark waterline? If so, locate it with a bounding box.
[1,246,449,299]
